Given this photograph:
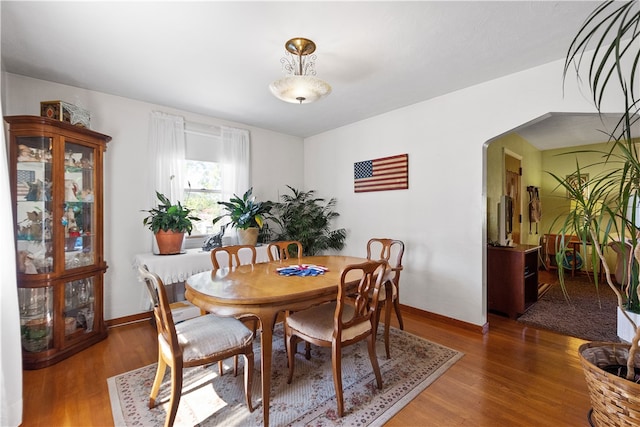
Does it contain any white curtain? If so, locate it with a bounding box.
[148,111,186,206]
[221,126,250,200]
[147,112,186,254]
[1,105,23,425]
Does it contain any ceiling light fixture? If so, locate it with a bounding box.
[269,37,332,104]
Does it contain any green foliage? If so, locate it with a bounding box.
[555,0,639,379]
[270,186,346,256]
[142,191,200,235]
[212,188,273,230]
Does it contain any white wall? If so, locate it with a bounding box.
[2,73,304,319]
[304,57,611,327]
[3,53,626,327]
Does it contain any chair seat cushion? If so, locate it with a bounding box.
[286,302,371,342]
[371,281,397,301]
[160,315,253,363]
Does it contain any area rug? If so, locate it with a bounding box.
[108,325,462,426]
[517,275,620,342]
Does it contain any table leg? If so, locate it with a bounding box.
[259,313,277,427]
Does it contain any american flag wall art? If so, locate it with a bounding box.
[354,154,408,193]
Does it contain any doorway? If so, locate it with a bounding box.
[504,149,521,245]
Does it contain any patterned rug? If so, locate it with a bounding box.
[108,325,463,426]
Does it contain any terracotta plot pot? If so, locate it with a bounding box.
[154,230,185,255]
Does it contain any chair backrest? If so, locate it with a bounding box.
[542,233,577,268]
[211,245,257,269]
[267,241,303,262]
[366,238,404,286]
[138,266,182,359]
[336,260,387,335]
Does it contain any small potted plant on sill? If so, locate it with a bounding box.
[142,191,200,255]
[212,188,273,246]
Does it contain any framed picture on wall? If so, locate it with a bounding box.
[566,173,589,199]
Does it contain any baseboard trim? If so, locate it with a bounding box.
[400,304,489,334]
[108,305,490,335]
[106,312,151,328]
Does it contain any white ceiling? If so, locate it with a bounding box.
[1,1,635,148]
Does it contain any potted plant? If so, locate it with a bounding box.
[142,191,200,255]
[212,188,273,246]
[552,2,640,425]
[269,185,346,256]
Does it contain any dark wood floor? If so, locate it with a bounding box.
[22,309,593,426]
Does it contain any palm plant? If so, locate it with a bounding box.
[270,186,346,256]
[553,0,639,383]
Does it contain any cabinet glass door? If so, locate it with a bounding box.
[64,277,96,338]
[19,287,54,352]
[15,136,54,274]
[63,141,96,270]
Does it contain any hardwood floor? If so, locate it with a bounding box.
[22,311,592,426]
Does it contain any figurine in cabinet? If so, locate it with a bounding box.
[17,250,38,274]
[26,180,52,201]
[63,207,78,238]
[25,179,43,201]
[18,144,36,161]
[65,179,78,201]
[18,210,48,240]
[78,189,93,202]
[64,151,77,167]
[43,180,52,201]
[18,144,31,161]
[79,154,93,169]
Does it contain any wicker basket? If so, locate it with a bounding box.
[579,342,640,426]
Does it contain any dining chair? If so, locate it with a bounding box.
[211,244,257,269]
[267,240,303,261]
[210,244,259,375]
[138,266,255,427]
[266,240,310,358]
[366,238,405,358]
[284,260,386,417]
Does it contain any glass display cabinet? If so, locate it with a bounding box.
[6,115,111,369]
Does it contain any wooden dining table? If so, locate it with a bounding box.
[184,255,369,427]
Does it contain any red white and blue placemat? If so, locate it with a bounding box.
[276,264,327,276]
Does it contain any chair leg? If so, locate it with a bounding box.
[286,332,298,384]
[331,341,344,417]
[284,311,312,361]
[367,334,383,390]
[393,296,404,330]
[243,352,255,412]
[149,356,167,408]
[234,355,239,377]
[165,360,183,427]
[304,342,312,360]
[384,298,393,359]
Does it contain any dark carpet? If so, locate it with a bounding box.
[516,273,620,342]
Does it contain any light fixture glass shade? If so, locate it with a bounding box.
[269,75,332,104]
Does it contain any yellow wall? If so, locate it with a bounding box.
[488,133,640,273]
[539,142,612,270]
[540,140,640,271]
[486,133,542,246]
[540,142,611,234]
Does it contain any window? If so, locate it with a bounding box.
[179,121,250,237]
[183,125,224,237]
[184,159,223,236]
